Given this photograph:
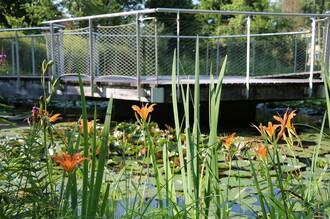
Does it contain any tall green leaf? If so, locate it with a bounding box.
[171,49,189,212]
[88,97,113,217]
[204,55,227,218]
[77,71,90,217]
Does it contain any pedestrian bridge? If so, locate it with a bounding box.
[0,8,329,104]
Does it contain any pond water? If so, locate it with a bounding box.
[1,98,326,131]
[1,99,329,218]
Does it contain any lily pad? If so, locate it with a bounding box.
[220,177,254,187]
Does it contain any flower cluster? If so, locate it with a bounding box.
[30,105,61,124]
[250,109,297,163]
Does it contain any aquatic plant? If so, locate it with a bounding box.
[1,41,330,218]
[0,60,61,218]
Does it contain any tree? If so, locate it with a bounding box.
[145,0,194,9]
[303,0,330,14]
[144,0,196,33]
[196,0,301,35]
[61,0,143,25]
[0,0,26,28]
[0,0,62,28]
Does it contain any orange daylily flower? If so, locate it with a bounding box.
[49,113,61,122]
[253,121,279,136]
[82,120,94,134]
[253,143,268,161]
[273,109,297,140]
[31,106,60,121]
[273,109,296,130]
[132,103,156,122]
[264,122,279,138]
[222,133,238,151]
[72,119,95,135]
[51,152,88,173]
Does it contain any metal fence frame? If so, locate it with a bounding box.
[0,26,64,90]
[42,8,330,100]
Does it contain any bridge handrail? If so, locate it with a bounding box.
[1,9,329,101]
[43,8,330,25]
[42,9,330,100]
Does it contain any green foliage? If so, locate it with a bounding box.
[145,0,194,8]
[197,0,296,36]
[171,38,228,218]
[303,0,330,13]
[0,32,48,76]
[0,0,61,28]
[0,60,59,218]
[61,0,143,26]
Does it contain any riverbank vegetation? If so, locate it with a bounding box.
[1,44,330,218]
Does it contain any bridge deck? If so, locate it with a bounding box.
[60,71,322,85]
[0,72,324,103]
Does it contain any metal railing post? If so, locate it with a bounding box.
[89,18,94,96]
[294,36,297,73]
[309,17,316,96]
[324,13,330,74]
[246,14,251,99]
[50,23,56,75]
[14,30,20,90]
[59,30,64,75]
[176,12,180,79]
[136,14,141,100]
[252,37,255,75]
[155,17,158,85]
[11,40,15,75]
[176,12,180,100]
[15,30,20,77]
[206,41,209,74]
[31,36,35,76]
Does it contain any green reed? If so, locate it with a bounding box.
[171,38,228,218]
[3,41,330,219]
[0,60,62,218]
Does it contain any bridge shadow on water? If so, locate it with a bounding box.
[59,99,259,134]
[2,98,326,136]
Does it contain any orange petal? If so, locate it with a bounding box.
[49,113,61,122]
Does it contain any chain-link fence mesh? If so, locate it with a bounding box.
[155,13,327,77]
[19,35,48,75]
[251,35,308,76]
[140,19,157,76]
[0,32,48,76]
[0,36,14,75]
[49,19,157,78]
[96,23,137,77]
[53,28,90,76]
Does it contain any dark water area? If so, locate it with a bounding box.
[0,98,327,137]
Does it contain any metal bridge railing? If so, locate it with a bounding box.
[43,9,330,99]
[0,29,50,76]
[1,9,330,100]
